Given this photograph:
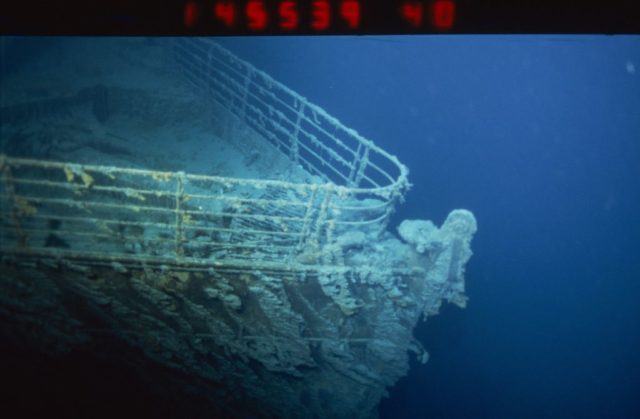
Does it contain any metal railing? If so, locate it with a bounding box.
[173,39,409,207]
[1,41,410,272]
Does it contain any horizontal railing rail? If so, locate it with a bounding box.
[1,41,410,273]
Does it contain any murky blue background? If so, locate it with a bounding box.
[220,35,640,418]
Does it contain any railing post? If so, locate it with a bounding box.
[312,185,334,255]
[353,145,370,187]
[294,185,318,257]
[1,156,28,248]
[239,68,253,121]
[175,172,186,260]
[289,98,306,164]
[347,142,362,186]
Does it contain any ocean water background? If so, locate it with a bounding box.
[218,36,640,418]
[1,36,638,418]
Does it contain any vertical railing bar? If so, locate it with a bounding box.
[289,98,306,164]
[312,185,334,251]
[294,185,319,255]
[353,145,370,188]
[175,172,185,260]
[239,66,253,121]
[348,142,363,186]
[1,157,28,248]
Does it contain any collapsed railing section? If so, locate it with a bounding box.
[173,39,410,231]
[0,155,361,271]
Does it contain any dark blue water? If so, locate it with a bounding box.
[221,36,640,418]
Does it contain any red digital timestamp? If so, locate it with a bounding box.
[401,0,455,30]
[183,1,455,32]
[184,0,361,31]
